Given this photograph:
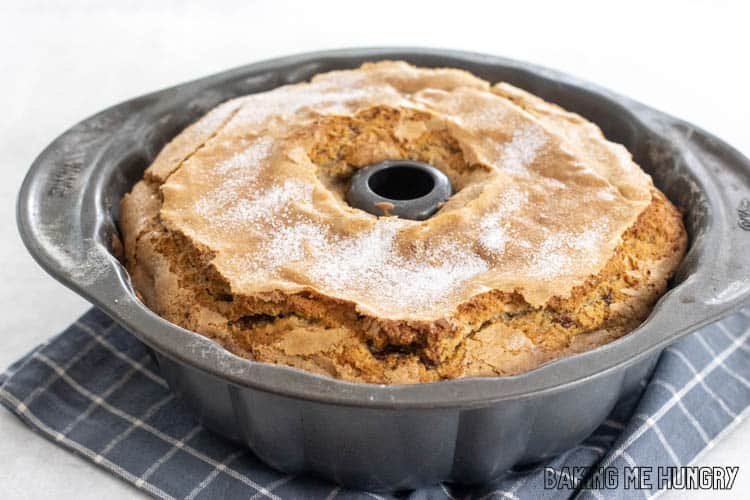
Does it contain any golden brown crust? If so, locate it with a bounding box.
[119,62,687,384]
[155,61,655,319]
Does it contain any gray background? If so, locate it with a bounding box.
[1,1,747,498]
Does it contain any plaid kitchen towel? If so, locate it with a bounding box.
[1,307,749,500]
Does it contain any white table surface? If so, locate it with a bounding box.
[1,1,748,498]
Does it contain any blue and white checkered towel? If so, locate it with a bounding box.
[1,307,749,499]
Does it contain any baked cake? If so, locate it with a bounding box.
[119,62,687,384]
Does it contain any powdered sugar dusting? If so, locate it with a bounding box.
[499,124,546,173]
[194,137,276,221]
[479,190,528,255]
[307,220,489,314]
[228,80,403,131]
[264,221,329,266]
[216,136,274,176]
[213,180,313,231]
[597,188,617,201]
[225,215,489,315]
[465,105,508,127]
[527,222,610,280]
[480,224,509,255]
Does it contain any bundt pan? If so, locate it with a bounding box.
[17,48,750,491]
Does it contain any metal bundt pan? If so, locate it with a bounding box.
[17,48,750,491]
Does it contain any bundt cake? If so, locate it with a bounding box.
[119,62,686,384]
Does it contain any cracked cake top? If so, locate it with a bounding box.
[144,61,653,320]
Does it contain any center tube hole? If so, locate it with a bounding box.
[367,164,436,200]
